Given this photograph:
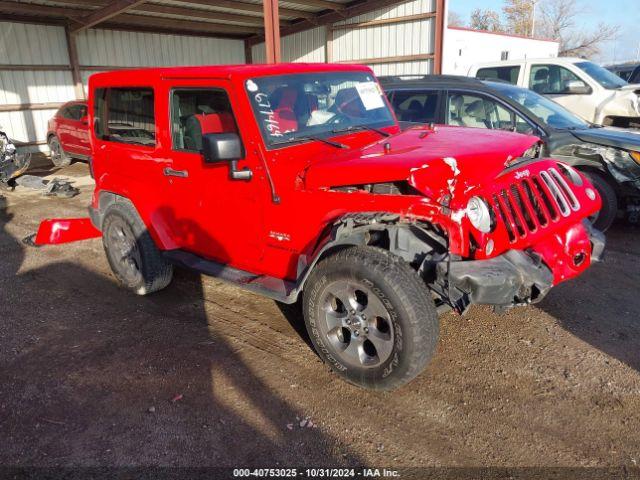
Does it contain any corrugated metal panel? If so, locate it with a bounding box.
[0,109,58,147]
[0,22,68,64]
[77,29,245,67]
[370,60,433,76]
[252,0,435,76]
[332,0,434,61]
[251,27,327,64]
[334,0,435,26]
[0,22,245,152]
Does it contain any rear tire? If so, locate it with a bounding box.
[303,246,439,390]
[48,135,71,167]
[584,171,617,232]
[102,203,173,295]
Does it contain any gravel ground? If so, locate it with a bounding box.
[1,157,639,473]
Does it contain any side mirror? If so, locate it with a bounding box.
[202,133,252,181]
[565,80,591,95]
[80,115,89,126]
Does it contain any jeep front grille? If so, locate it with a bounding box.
[491,168,581,243]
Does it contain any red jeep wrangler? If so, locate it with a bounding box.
[36,64,605,390]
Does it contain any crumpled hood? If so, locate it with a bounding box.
[571,126,640,151]
[303,125,539,204]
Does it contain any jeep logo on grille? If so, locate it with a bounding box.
[515,169,531,180]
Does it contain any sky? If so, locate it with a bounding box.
[448,0,640,65]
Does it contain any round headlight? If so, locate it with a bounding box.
[466,196,493,233]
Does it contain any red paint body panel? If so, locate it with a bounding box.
[47,101,90,157]
[34,218,102,246]
[82,63,601,288]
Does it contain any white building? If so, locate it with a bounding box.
[442,26,559,76]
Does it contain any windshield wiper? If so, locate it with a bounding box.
[271,135,348,149]
[332,124,391,137]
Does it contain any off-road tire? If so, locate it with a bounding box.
[584,171,617,232]
[48,135,71,167]
[102,202,173,295]
[303,246,439,390]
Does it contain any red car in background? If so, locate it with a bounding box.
[47,101,90,167]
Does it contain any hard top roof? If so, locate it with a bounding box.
[378,74,486,88]
[89,63,373,85]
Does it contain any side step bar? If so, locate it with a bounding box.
[163,249,298,304]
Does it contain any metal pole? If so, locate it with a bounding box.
[263,0,281,64]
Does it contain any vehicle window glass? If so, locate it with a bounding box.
[476,66,520,84]
[66,105,85,121]
[59,107,73,119]
[529,64,584,95]
[245,71,394,147]
[390,90,439,123]
[491,81,588,130]
[575,61,628,89]
[77,104,87,119]
[170,88,238,152]
[94,87,155,146]
[447,93,520,131]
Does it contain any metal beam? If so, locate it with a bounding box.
[133,4,285,27]
[337,53,433,65]
[0,64,71,71]
[433,0,445,74]
[283,0,345,10]
[107,14,262,35]
[73,0,148,32]
[65,26,85,99]
[329,11,436,30]
[263,0,281,63]
[0,102,64,113]
[163,0,316,20]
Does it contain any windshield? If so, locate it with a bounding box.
[245,71,395,147]
[576,61,628,89]
[490,81,589,130]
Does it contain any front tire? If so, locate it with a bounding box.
[584,171,617,232]
[303,246,439,390]
[102,203,173,295]
[48,135,71,167]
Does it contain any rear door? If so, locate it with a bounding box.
[387,89,442,125]
[159,79,265,271]
[65,104,90,157]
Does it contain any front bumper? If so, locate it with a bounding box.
[440,221,605,313]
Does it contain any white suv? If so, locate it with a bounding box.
[469,58,640,129]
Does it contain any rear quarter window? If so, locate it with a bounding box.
[94,87,156,147]
[476,66,520,84]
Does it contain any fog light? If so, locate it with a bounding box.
[573,252,586,266]
[485,239,494,256]
[586,188,597,201]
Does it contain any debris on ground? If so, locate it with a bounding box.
[171,394,184,403]
[147,406,156,413]
[14,175,80,198]
[289,416,316,430]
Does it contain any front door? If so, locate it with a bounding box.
[159,80,266,272]
[528,63,596,122]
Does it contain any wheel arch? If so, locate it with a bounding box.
[94,190,176,251]
[291,213,447,302]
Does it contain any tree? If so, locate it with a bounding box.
[448,10,466,27]
[502,0,535,36]
[469,8,503,32]
[538,0,618,58]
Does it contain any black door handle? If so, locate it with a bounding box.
[163,167,188,178]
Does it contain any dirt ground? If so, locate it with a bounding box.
[1,156,639,472]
